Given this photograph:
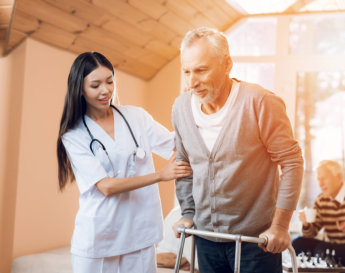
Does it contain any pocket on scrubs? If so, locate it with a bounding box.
[73,214,117,253]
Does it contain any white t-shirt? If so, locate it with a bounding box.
[62,105,174,258]
[191,80,240,152]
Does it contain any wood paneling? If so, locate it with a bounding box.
[3,0,340,80]
[0,0,14,53]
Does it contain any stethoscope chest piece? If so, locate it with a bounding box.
[135,147,146,160]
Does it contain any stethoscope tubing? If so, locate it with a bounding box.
[82,105,139,155]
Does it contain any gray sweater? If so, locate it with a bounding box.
[172,80,304,240]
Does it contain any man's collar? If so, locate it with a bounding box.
[335,182,345,203]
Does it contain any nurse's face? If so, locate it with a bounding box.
[83,66,114,114]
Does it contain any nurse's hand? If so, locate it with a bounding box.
[172,217,194,238]
[158,155,192,181]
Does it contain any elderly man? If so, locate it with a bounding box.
[292,160,345,263]
[172,27,304,273]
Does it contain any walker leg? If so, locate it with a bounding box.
[190,235,195,273]
[174,230,186,273]
[234,237,242,273]
[287,246,299,273]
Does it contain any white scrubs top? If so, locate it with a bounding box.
[62,105,174,258]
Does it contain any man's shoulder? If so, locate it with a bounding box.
[173,91,191,113]
[174,91,191,105]
[238,80,274,97]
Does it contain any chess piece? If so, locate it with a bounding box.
[315,252,320,264]
[306,250,312,262]
[331,249,338,268]
[325,249,332,267]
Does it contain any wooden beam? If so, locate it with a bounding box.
[243,9,345,17]
[4,28,25,53]
[284,0,317,12]
[11,9,39,34]
[0,5,11,25]
[0,0,14,5]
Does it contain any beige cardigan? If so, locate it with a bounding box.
[172,80,304,241]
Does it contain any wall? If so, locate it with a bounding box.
[12,39,79,258]
[147,56,181,217]
[0,42,26,273]
[0,38,151,272]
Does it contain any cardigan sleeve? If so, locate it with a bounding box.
[172,102,195,220]
[257,92,304,210]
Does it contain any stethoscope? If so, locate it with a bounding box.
[82,105,146,175]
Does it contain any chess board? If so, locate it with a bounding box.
[283,250,345,273]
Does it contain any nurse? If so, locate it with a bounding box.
[56,52,192,273]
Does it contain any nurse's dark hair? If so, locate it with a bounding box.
[57,52,114,191]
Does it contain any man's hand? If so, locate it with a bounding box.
[258,207,293,253]
[258,225,290,253]
[172,217,194,238]
[298,210,308,226]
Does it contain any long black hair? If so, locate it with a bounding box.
[57,52,114,191]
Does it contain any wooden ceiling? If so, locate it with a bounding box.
[1,0,345,80]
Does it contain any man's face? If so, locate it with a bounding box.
[181,39,231,104]
[317,166,343,198]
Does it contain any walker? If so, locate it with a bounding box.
[174,227,299,273]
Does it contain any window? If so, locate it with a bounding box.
[295,71,345,206]
[227,17,277,56]
[289,14,345,55]
[231,62,275,91]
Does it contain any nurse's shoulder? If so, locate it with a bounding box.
[115,105,154,124]
[61,118,90,150]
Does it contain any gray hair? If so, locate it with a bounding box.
[317,160,343,178]
[180,27,230,60]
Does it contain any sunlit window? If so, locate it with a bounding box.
[226,0,296,14]
[227,18,277,56]
[231,63,275,91]
[289,14,345,54]
[295,71,345,207]
[301,0,345,12]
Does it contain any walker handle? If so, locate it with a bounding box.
[175,228,298,273]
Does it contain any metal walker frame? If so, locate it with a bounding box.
[174,227,299,273]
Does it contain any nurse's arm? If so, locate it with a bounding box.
[96,157,192,196]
